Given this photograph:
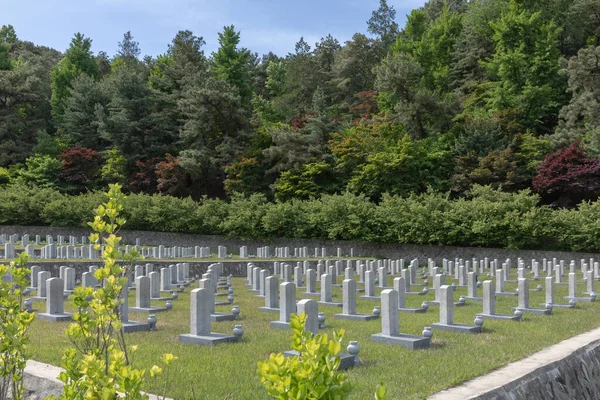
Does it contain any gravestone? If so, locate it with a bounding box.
[431,285,482,333]
[120,285,151,332]
[294,266,303,288]
[129,276,166,313]
[370,289,431,349]
[259,276,279,313]
[318,273,342,307]
[37,278,72,321]
[476,280,520,321]
[334,279,378,321]
[160,268,171,292]
[465,272,482,301]
[64,267,75,293]
[82,272,98,288]
[512,278,552,315]
[495,269,517,297]
[270,282,296,329]
[178,288,240,346]
[297,299,319,336]
[394,277,427,313]
[29,266,41,289]
[302,269,319,297]
[565,272,595,303]
[32,271,51,301]
[544,276,574,309]
[361,270,380,300]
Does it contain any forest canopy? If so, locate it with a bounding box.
[1,0,600,209]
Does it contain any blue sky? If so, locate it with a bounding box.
[4,0,426,57]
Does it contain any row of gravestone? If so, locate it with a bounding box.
[3,235,359,262]
[241,257,597,358]
[241,245,356,259]
[7,254,599,373]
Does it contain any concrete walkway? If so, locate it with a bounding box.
[25,359,172,399]
[428,326,600,399]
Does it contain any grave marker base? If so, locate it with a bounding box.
[122,321,151,333]
[334,313,378,321]
[269,321,291,330]
[540,303,574,309]
[151,297,172,302]
[370,333,431,349]
[317,301,343,307]
[36,312,73,322]
[258,307,279,313]
[431,322,482,334]
[564,296,594,303]
[300,292,320,297]
[178,333,239,346]
[399,307,427,314]
[211,312,236,322]
[283,350,356,370]
[359,295,381,301]
[496,292,518,297]
[129,306,167,313]
[476,313,520,321]
[512,307,552,315]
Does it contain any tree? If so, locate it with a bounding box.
[155,154,190,197]
[116,31,140,62]
[533,141,600,207]
[367,0,399,50]
[129,157,161,193]
[60,73,109,149]
[16,154,61,189]
[58,146,101,193]
[97,59,176,169]
[476,0,565,133]
[0,59,48,165]
[314,34,341,73]
[274,161,341,201]
[331,34,381,107]
[100,148,127,184]
[375,53,456,139]
[212,25,252,103]
[553,45,600,152]
[50,33,98,125]
[179,76,250,197]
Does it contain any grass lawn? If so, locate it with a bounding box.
[27,268,600,399]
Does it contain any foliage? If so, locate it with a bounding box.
[0,253,34,400]
[58,146,101,193]
[532,141,600,207]
[374,382,389,400]
[50,33,98,125]
[49,184,152,399]
[101,148,127,185]
[17,154,61,189]
[256,313,353,399]
[155,154,189,197]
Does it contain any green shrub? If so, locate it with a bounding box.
[257,313,353,399]
[219,193,269,239]
[41,191,104,228]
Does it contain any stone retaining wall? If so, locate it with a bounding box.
[2,225,600,265]
[430,326,600,399]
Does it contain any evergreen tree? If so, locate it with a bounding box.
[50,33,98,125]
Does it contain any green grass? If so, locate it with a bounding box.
[27,270,600,399]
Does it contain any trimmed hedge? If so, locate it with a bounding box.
[0,184,598,252]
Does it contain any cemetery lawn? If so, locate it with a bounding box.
[27,273,600,399]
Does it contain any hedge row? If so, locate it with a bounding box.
[1,184,599,253]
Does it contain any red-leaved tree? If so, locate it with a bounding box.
[129,157,161,194]
[58,146,101,193]
[156,154,190,197]
[532,142,600,207]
